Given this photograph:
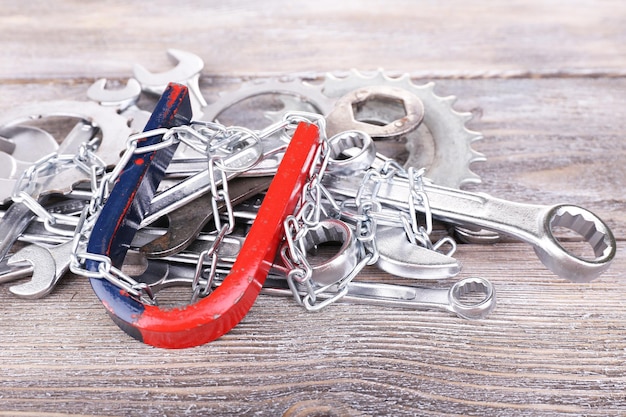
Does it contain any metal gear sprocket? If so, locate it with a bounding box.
[202,70,484,189]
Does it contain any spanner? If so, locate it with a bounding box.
[128,258,495,320]
[0,98,133,285]
[324,168,616,282]
[0,198,87,287]
[0,125,64,200]
[133,49,207,119]
[140,175,273,258]
[0,120,97,272]
[86,78,150,133]
[7,241,74,298]
[87,78,142,110]
[0,100,131,170]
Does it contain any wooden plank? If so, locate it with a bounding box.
[1,0,626,80]
[0,75,623,416]
[0,1,625,416]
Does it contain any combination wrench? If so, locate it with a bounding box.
[324,170,615,282]
[131,260,496,321]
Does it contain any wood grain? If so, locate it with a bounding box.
[0,1,625,416]
[1,0,626,80]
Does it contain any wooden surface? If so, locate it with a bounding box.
[1,1,625,416]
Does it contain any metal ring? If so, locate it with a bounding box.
[301,219,359,287]
[448,277,496,320]
[326,130,376,176]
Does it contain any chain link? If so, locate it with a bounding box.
[346,157,456,257]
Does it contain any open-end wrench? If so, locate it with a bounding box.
[0,100,131,170]
[0,99,132,285]
[86,78,151,133]
[0,198,86,288]
[374,225,460,279]
[7,241,73,299]
[325,170,616,282]
[87,78,142,109]
[133,49,207,119]
[0,121,97,273]
[140,175,273,258]
[0,125,62,200]
[0,125,59,164]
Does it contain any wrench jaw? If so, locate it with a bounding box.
[534,205,616,283]
[375,225,462,280]
[133,49,207,119]
[87,78,142,110]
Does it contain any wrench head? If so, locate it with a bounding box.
[536,204,617,283]
[448,277,496,320]
[7,244,57,299]
[375,225,461,279]
[133,49,204,91]
[87,78,142,109]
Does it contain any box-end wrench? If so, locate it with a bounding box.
[323,136,615,282]
[129,260,495,321]
[325,171,616,283]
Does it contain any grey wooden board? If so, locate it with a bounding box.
[0,1,625,416]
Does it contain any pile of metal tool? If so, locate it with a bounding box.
[0,50,616,348]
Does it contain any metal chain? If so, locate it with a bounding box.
[10,133,110,238]
[349,158,457,257]
[70,126,189,305]
[189,134,239,300]
[280,123,373,311]
[188,115,316,302]
[72,113,331,306]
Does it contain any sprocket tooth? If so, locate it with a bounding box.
[469,132,484,143]
[394,72,413,84]
[470,149,487,163]
[442,95,458,106]
[459,112,474,123]
[460,171,483,187]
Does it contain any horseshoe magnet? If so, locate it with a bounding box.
[87,83,321,348]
